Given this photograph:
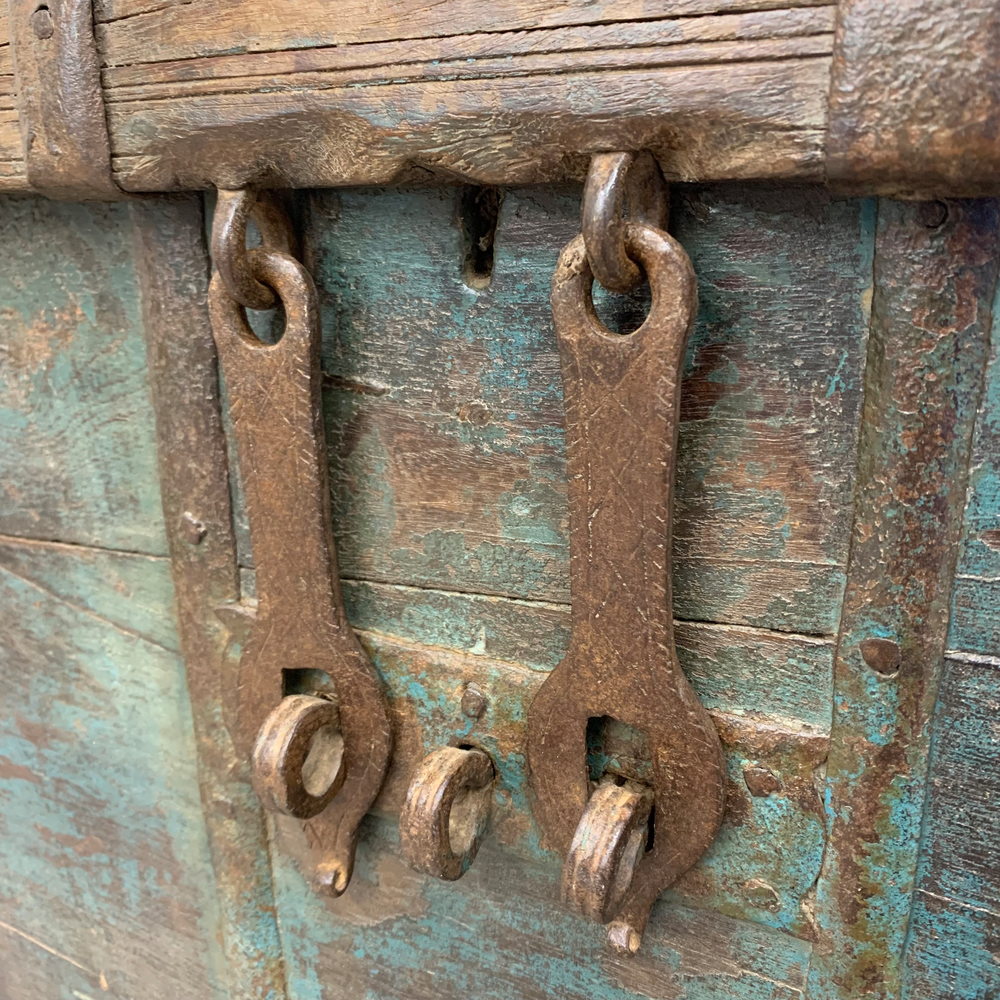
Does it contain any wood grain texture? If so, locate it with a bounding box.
[807,199,1000,1000]
[95,5,834,191]
[0,196,242,1000]
[0,197,166,554]
[272,811,815,1000]
[904,656,1000,1000]
[0,5,25,191]
[232,184,871,639]
[949,306,1000,660]
[0,533,228,1000]
[904,218,1000,1000]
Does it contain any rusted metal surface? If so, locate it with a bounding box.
[211,187,295,309]
[252,693,346,819]
[827,0,1000,198]
[209,226,392,895]
[563,780,653,926]
[527,213,725,954]
[132,195,288,998]
[399,745,495,880]
[9,0,119,198]
[807,198,1000,999]
[581,152,668,294]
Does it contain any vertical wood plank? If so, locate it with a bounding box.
[132,195,289,1000]
[807,198,1000,999]
[903,239,1000,1000]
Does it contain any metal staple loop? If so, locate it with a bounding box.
[581,151,670,294]
[212,188,297,310]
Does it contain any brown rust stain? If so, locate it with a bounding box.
[809,198,1000,997]
[0,755,43,784]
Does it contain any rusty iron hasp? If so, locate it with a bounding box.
[526,218,725,954]
[208,225,392,896]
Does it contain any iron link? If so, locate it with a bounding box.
[581,151,669,294]
[211,187,297,310]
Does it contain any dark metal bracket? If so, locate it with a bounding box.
[8,0,119,199]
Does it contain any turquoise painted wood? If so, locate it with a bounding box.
[0,198,230,999]
[1,186,998,1000]
[237,184,877,999]
[904,263,1000,1000]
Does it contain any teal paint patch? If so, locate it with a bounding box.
[342,577,834,728]
[275,815,813,1000]
[0,537,180,653]
[0,547,227,998]
[291,184,873,637]
[0,199,168,556]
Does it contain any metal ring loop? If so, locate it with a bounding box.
[562,780,653,923]
[208,247,320,353]
[582,152,669,294]
[552,223,697,348]
[399,746,495,880]
[212,188,297,310]
[251,694,346,819]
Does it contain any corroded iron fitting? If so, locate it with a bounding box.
[208,189,392,897]
[527,155,725,953]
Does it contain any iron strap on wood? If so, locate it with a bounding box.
[208,189,393,896]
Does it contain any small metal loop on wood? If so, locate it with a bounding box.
[399,746,496,881]
[563,780,653,924]
[212,188,297,310]
[251,694,345,819]
[582,151,669,294]
[209,247,317,350]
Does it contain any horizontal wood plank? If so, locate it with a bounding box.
[106,54,831,191]
[337,578,835,729]
[92,5,833,190]
[271,810,815,1000]
[0,198,167,553]
[0,536,227,999]
[95,0,833,60]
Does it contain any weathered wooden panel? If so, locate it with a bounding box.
[97,4,834,191]
[904,233,1000,1000]
[272,813,815,1000]
[0,197,166,554]
[205,183,876,998]
[949,318,1000,659]
[904,655,1000,1000]
[0,7,25,191]
[339,580,835,730]
[0,196,234,1000]
[807,199,1000,1000]
[231,185,871,641]
[95,0,833,56]
[0,535,227,999]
